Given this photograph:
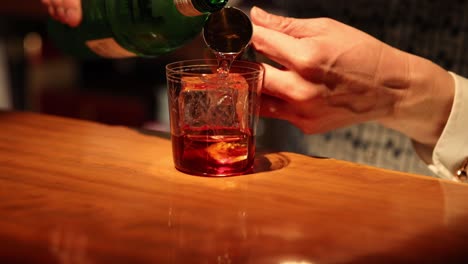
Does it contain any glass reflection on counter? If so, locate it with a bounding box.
[167,178,253,263]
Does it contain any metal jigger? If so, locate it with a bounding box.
[202,6,253,54]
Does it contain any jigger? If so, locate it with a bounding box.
[203,6,253,54]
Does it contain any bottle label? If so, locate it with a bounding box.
[86,38,136,58]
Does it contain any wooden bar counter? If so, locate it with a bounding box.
[1,111,467,263]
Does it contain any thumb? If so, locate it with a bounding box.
[250,6,312,38]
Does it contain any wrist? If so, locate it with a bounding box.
[378,50,454,148]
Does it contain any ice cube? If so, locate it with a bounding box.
[180,74,249,129]
[206,141,248,164]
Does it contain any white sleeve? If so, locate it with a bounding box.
[424,72,468,181]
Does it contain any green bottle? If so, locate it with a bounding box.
[47,0,229,59]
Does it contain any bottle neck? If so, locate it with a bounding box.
[174,0,228,17]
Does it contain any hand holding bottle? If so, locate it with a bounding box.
[250,6,454,149]
[41,0,82,27]
[44,0,228,58]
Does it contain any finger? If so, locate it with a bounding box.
[51,0,62,6]
[250,6,321,39]
[260,95,318,133]
[252,25,311,73]
[48,6,58,20]
[64,8,82,27]
[260,94,296,121]
[56,6,66,21]
[261,94,367,134]
[261,63,324,103]
[63,0,82,27]
[62,0,80,9]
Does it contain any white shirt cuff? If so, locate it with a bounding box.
[427,72,468,181]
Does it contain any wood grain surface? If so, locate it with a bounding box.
[0,111,467,264]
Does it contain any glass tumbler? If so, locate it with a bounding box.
[166,59,263,176]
